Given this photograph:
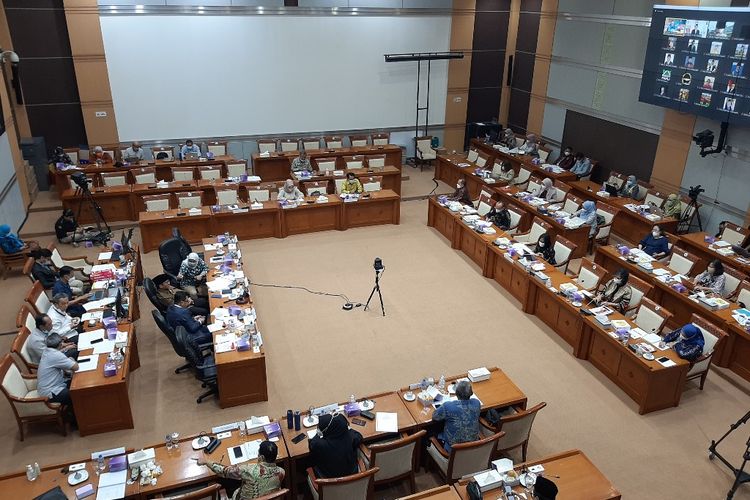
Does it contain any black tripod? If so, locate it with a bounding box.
[708,410,750,499]
[364,258,385,316]
[73,174,112,245]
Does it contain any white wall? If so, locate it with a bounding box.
[100,15,451,142]
[0,133,27,232]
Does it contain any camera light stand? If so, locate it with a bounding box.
[75,185,112,245]
[364,268,385,317]
[708,410,750,499]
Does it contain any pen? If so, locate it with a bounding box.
[219,454,225,464]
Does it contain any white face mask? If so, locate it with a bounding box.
[652,231,660,237]
[456,183,461,189]
[538,242,545,248]
[564,151,571,156]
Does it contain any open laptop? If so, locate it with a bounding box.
[92,286,126,301]
[184,152,200,160]
[604,184,619,197]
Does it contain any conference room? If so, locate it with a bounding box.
[0,1,750,499]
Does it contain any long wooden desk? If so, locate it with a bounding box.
[203,236,268,408]
[454,449,621,500]
[139,207,214,252]
[210,202,283,240]
[470,138,578,183]
[725,321,750,383]
[293,165,402,195]
[566,180,679,245]
[400,485,461,499]
[678,231,750,278]
[252,144,403,181]
[61,185,135,224]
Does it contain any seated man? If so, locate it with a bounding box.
[340,172,363,195]
[555,146,575,169]
[661,324,705,361]
[198,440,285,499]
[177,252,209,299]
[290,150,312,174]
[31,249,58,289]
[123,142,145,162]
[569,152,592,178]
[309,413,362,478]
[47,293,81,339]
[55,209,96,246]
[277,179,304,201]
[52,266,91,318]
[166,291,212,344]
[639,224,670,259]
[486,201,511,230]
[28,314,77,364]
[180,139,201,159]
[153,274,208,316]
[50,146,73,165]
[448,178,472,205]
[432,380,480,452]
[37,333,79,407]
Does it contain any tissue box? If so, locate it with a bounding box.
[127,448,156,469]
[473,469,504,492]
[103,361,117,377]
[108,455,127,472]
[263,421,281,439]
[106,328,118,340]
[245,416,270,434]
[344,402,361,417]
[236,337,251,351]
[75,484,95,499]
[468,367,491,382]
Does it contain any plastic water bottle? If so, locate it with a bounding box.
[97,455,105,475]
[349,394,356,404]
[33,463,40,477]
[26,465,36,481]
[601,182,606,192]
[438,375,446,391]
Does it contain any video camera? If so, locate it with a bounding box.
[688,185,704,202]
[70,172,91,191]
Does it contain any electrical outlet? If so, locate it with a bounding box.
[95,111,107,118]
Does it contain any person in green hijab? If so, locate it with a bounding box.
[663,193,683,218]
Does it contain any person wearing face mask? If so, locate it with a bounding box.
[277,179,304,201]
[531,177,558,202]
[28,314,77,364]
[555,147,575,170]
[593,268,632,313]
[662,193,683,218]
[660,324,705,361]
[500,128,517,149]
[291,150,312,174]
[639,224,670,259]
[618,175,640,199]
[177,252,209,299]
[570,152,592,178]
[534,233,556,264]
[486,201,511,230]
[519,133,539,156]
[123,142,145,162]
[573,200,599,237]
[448,178,472,205]
[492,160,515,183]
[180,139,201,160]
[308,413,362,478]
[50,146,73,165]
[47,294,81,338]
[693,259,726,296]
[341,172,363,195]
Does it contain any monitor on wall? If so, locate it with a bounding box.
[639,5,750,124]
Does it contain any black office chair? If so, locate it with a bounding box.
[151,309,191,374]
[175,325,218,404]
[158,228,201,278]
[143,278,166,313]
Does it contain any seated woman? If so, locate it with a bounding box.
[0,224,33,255]
[486,201,511,230]
[448,178,472,205]
[309,413,362,478]
[177,252,209,299]
[555,146,575,169]
[570,152,592,178]
[519,133,539,157]
[693,259,726,296]
[534,233,556,265]
[593,268,632,313]
[432,380,480,452]
[499,128,516,149]
[639,224,670,259]
[662,194,683,218]
[492,161,515,184]
[573,200,599,237]
[531,178,557,202]
[661,324,705,362]
[90,146,112,163]
[618,175,640,199]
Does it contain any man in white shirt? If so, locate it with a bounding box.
[37,333,79,406]
[123,142,145,162]
[47,293,80,339]
[180,139,201,159]
[28,314,77,364]
[277,179,304,201]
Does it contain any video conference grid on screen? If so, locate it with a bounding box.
[639,6,750,123]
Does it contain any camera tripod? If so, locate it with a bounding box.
[364,267,385,317]
[75,185,112,245]
[708,410,750,499]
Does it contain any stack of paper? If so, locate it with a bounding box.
[228,440,262,465]
[375,412,398,432]
[96,470,126,500]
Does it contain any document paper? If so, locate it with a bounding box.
[375,412,398,433]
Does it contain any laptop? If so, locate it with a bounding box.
[184,152,200,160]
[92,286,126,301]
[604,184,619,197]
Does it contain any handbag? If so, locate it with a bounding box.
[466,479,483,500]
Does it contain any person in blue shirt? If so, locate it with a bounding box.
[0,224,29,254]
[639,224,670,259]
[569,152,592,178]
[52,266,91,318]
[661,324,705,361]
[180,139,201,160]
[165,291,212,344]
[618,175,640,199]
[432,380,480,452]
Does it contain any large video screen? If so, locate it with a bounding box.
[639,5,750,123]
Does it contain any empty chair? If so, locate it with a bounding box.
[551,236,577,273]
[561,194,582,214]
[552,179,569,200]
[644,190,666,208]
[132,167,156,184]
[666,247,700,276]
[16,304,37,333]
[143,194,172,212]
[686,314,728,390]
[258,139,277,154]
[151,310,190,374]
[362,176,383,192]
[426,432,504,484]
[315,158,337,173]
[247,186,271,202]
[359,429,426,493]
[215,186,240,205]
[526,176,542,195]
[25,281,51,316]
[735,280,750,305]
[49,246,92,275]
[172,167,196,182]
[720,224,749,246]
[63,148,79,164]
[343,155,364,169]
[306,466,379,500]
[634,181,651,201]
[415,136,436,171]
[634,297,672,334]
[480,402,546,461]
[279,138,299,152]
[325,136,343,149]
[152,146,176,161]
[513,167,532,190]
[538,147,551,162]
[372,133,390,146]
[466,148,480,163]
[151,483,222,500]
[198,165,222,180]
[206,140,227,157]
[514,217,551,245]
[475,189,495,216]
[0,354,67,441]
[366,155,386,169]
[592,203,617,250]
[607,171,626,189]
[723,266,744,298]
[350,135,369,147]
[100,172,127,187]
[226,160,248,178]
[475,152,490,168]
[573,258,608,288]
[176,191,203,210]
[304,181,328,196]
[302,137,321,151]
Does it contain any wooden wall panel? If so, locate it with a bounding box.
[443,0,476,152]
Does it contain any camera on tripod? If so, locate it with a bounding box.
[70,172,91,191]
[688,185,704,202]
[373,257,384,272]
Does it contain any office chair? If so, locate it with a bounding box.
[143,278,166,313]
[151,310,191,374]
[158,228,192,277]
[175,326,218,404]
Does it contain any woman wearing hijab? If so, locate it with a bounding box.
[309,413,362,478]
[535,233,556,264]
[573,200,599,237]
[176,252,209,299]
[693,259,726,296]
[531,178,558,202]
[619,175,640,199]
[492,161,515,183]
[0,224,33,254]
[662,194,683,218]
[555,146,575,169]
[639,224,670,259]
[448,178,472,205]
[500,128,516,149]
[593,268,632,313]
[661,324,705,361]
[519,133,539,156]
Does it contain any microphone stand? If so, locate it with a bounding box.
[708,411,750,499]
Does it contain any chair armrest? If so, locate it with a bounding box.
[428,437,449,458]
[358,443,371,460]
[305,467,319,492]
[478,416,497,431]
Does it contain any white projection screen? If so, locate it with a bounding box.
[100,15,451,141]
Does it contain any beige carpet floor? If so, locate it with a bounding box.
[1,172,749,499]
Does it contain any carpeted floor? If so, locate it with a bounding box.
[2,170,749,499]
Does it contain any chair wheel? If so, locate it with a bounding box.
[196,398,201,404]
[709,452,715,460]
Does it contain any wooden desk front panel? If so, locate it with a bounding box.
[131,182,197,214]
[455,223,494,276]
[140,214,213,252]
[427,197,458,244]
[612,211,678,246]
[727,323,750,383]
[63,189,134,224]
[216,355,268,408]
[343,195,400,229]
[211,210,281,240]
[491,250,514,291]
[435,156,467,188]
[282,203,341,236]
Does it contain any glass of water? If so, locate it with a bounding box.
[238,420,246,437]
[165,434,173,451]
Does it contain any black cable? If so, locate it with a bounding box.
[248,280,357,306]
[428,177,440,196]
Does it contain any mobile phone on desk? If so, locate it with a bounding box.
[657,356,670,363]
[291,433,306,444]
[90,338,104,344]
[351,418,366,427]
